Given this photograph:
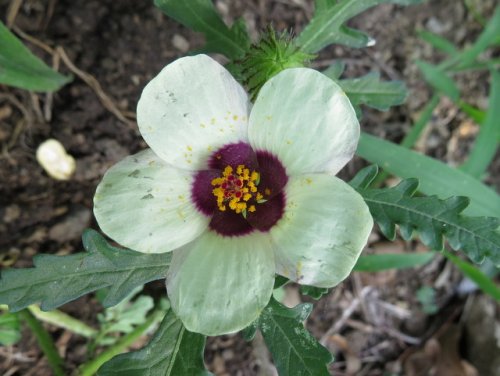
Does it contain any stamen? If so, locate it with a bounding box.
[211,164,263,215]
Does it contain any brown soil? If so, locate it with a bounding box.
[1,0,499,375]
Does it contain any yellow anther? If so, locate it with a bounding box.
[265,188,271,196]
[210,164,266,216]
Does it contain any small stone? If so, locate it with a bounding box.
[172,34,190,53]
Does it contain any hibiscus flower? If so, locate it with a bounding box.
[94,55,373,336]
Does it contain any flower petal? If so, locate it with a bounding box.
[137,55,250,170]
[167,231,275,336]
[248,68,359,175]
[271,174,373,287]
[94,149,209,253]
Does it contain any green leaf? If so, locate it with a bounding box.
[0,229,170,312]
[258,297,333,376]
[97,287,155,345]
[356,132,500,218]
[454,6,500,69]
[356,178,500,265]
[444,251,500,301]
[460,69,500,178]
[296,0,423,52]
[299,285,330,300]
[97,308,212,376]
[353,252,435,271]
[418,30,458,55]
[0,311,21,345]
[154,0,250,60]
[338,72,407,112]
[0,21,71,91]
[322,60,345,80]
[416,286,438,314]
[416,60,460,101]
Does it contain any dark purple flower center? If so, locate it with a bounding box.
[191,142,288,236]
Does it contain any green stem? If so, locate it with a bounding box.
[28,305,98,338]
[19,309,65,376]
[373,93,441,186]
[79,309,164,376]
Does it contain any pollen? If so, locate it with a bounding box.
[211,164,263,215]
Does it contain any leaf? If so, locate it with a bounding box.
[416,60,460,101]
[97,308,212,376]
[418,30,458,55]
[444,251,500,301]
[416,286,438,314]
[258,297,333,376]
[356,177,500,265]
[353,252,435,271]
[299,285,330,300]
[356,133,500,218]
[0,229,170,312]
[337,72,407,112]
[154,0,250,60]
[97,287,155,345]
[460,69,500,178]
[322,60,345,80]
[455,6,500,69]
[296,0,423,52]
[0,21,71,91]
[0,311,21,345]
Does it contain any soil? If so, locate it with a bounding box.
[1,0,499,375]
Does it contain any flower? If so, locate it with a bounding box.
[93,55,373,336]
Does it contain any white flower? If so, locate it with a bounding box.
[93,55,373,336]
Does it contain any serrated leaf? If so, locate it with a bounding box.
[416,60,460,101]
[356,133,500,218]
[97,308,212,376]
[0,230,170,312]
[338,72,407,112]
[154,0,250,60]
[297,0,423,52]
[0,21,71,91]
[357,179,500,265]
[258,297,333,376]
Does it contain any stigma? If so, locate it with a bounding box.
[211,165,263,215]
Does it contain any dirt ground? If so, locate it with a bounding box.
[1,0,499,375]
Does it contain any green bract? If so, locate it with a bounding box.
[93,55,373,336]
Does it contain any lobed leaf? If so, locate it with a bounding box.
[258,297,333,376]
[356,133,500,218]
[0,21,71,91]
[352,168,500,266]
[0,230,170,312]
[353,252,435,272]
[336,72,407,114]
[97,308,212,376]
[297,0,423,52]
[154,0,250,60]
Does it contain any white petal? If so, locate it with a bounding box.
[137,55,250,170]
[167,231,275,336]
[94,149,209,253]
[271,174,373,287]
[248,68,359,175]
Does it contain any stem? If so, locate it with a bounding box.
[373,93,441,186]
[78,309,164,376]
[28,305,98,338]
[19,309,65,376]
